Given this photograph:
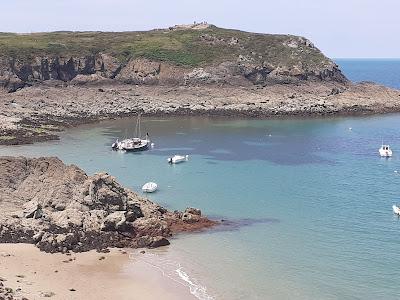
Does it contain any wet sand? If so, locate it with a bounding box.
[0,243,195,300]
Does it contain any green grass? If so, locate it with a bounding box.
[0,26,332,69]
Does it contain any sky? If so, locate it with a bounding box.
[1,0,399,58]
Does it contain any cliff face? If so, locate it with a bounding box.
[0,26,347,92]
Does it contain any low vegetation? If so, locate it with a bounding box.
[0,25,332,69]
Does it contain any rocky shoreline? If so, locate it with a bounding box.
[1,26,399,146]
[0,156,216,254]
[1,81,400,145]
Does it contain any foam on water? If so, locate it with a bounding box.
[130,251,215,300]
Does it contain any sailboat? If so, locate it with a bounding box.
[112,115,150,152]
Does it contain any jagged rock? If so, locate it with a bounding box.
[0,156,216,253]
[182,213,201,223]
[330,87,341,95]
[32,231,44,242]
[70,74,110,85]
[149,236,170,248]
[185,207,201,215]
[101,211,126,231]
[50,209,84,228]
[95,53,121,78]
[23,200,42,219]
[0,280,22,300]
[132,217,169,237]
[181,207,202,223]
[117,58,160,84]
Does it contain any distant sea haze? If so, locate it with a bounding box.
[335,59,400,89]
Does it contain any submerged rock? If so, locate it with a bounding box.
[0,156,216,252]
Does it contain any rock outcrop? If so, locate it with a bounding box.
[0,26,347,92]
[0,54,346,92]
[0,156,216,253]
[0,281,18,300]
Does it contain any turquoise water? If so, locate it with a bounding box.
[1,60,400,299]
[1,115,400,299]
[336,59,400,89]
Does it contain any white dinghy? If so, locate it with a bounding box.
[393,205,400,216]
[379,144,392,157]
[142,182,158,193]
[168,155,189,164]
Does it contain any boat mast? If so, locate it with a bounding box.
[138,114,141,138]
[134,114,142,138]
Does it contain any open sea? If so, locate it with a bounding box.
[1,59,400,299]
[335,59,400,89]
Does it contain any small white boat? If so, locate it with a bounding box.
[142,182,158,193]
[111,115,151,152]
[393,205,400,216]
[168,155,189,164]
[379,145,392,157]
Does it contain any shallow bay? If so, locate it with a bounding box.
[1,114,400,299]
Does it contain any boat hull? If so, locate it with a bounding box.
[142,182,158,193]
[123,143,149,152]
[168,155,189,164]
[379,146,392,157]
[393,205,400,215]
[379,150,392,157]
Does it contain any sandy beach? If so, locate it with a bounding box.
[0,243,195,300]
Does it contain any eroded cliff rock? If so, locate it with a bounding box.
[0,26,347,92]
[0,156,215,253]
[0,54,346,92]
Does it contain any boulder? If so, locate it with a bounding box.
[101,211,126,231]
[117,58,160,84]
[50,209,84,228]
[23,200,42,219]
[181,207,202,223]
[185,207,201,215]
[149,236,170,248]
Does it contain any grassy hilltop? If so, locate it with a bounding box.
[0,25,332,69]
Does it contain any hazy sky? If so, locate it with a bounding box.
[1,0,399,58]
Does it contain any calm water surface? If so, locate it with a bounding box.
[1,115,400,300]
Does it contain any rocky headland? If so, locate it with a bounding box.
[0,25,346,91]
[0,25,399,144]
[0,156,216,254]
